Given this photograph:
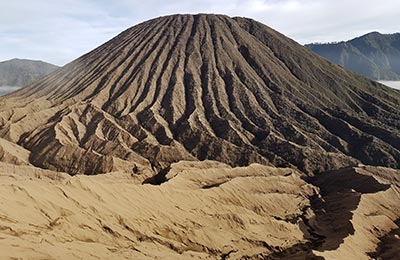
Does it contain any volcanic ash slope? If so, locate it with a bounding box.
[0,14,399,176]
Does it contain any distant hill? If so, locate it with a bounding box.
[0,59,58,94]
[306,32,400,80]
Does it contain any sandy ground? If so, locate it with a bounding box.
[0,162,315,259]
[0,161,398,260]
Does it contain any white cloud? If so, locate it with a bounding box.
[0,0,399,65]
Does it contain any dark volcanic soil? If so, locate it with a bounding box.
[0,14,399,176]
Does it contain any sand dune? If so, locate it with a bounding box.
[0,161,398,259]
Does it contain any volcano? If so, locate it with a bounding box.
[0,14,399,176]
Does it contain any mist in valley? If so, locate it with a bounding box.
[379,80,400,90]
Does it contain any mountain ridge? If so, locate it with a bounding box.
[306,32,400,80]
[0,58,59,95]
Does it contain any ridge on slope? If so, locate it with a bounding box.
[0,14,399,175]
[306,32,400,80]
[0,58,59,95]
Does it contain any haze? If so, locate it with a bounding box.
[380,81,400,90]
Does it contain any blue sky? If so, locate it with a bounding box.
[1,0,399,66]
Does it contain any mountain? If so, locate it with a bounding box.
[0,58,58,95]
[0,14,399,176]
[306,32,400,80]
[0,14,399,260]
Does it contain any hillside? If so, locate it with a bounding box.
[306,32,400,80]
[1,14,399,176]
[0,58,58,95]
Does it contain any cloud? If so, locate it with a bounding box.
[0,0,133,65]
[0,86,21,96]
[0,0,399,65]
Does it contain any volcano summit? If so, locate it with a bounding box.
[1,14,399,176]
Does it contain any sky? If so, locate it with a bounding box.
[1,0,399,66]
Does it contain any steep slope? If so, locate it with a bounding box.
[0,14,399,176]
[306,32,400,80]
[0,137,30,165]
